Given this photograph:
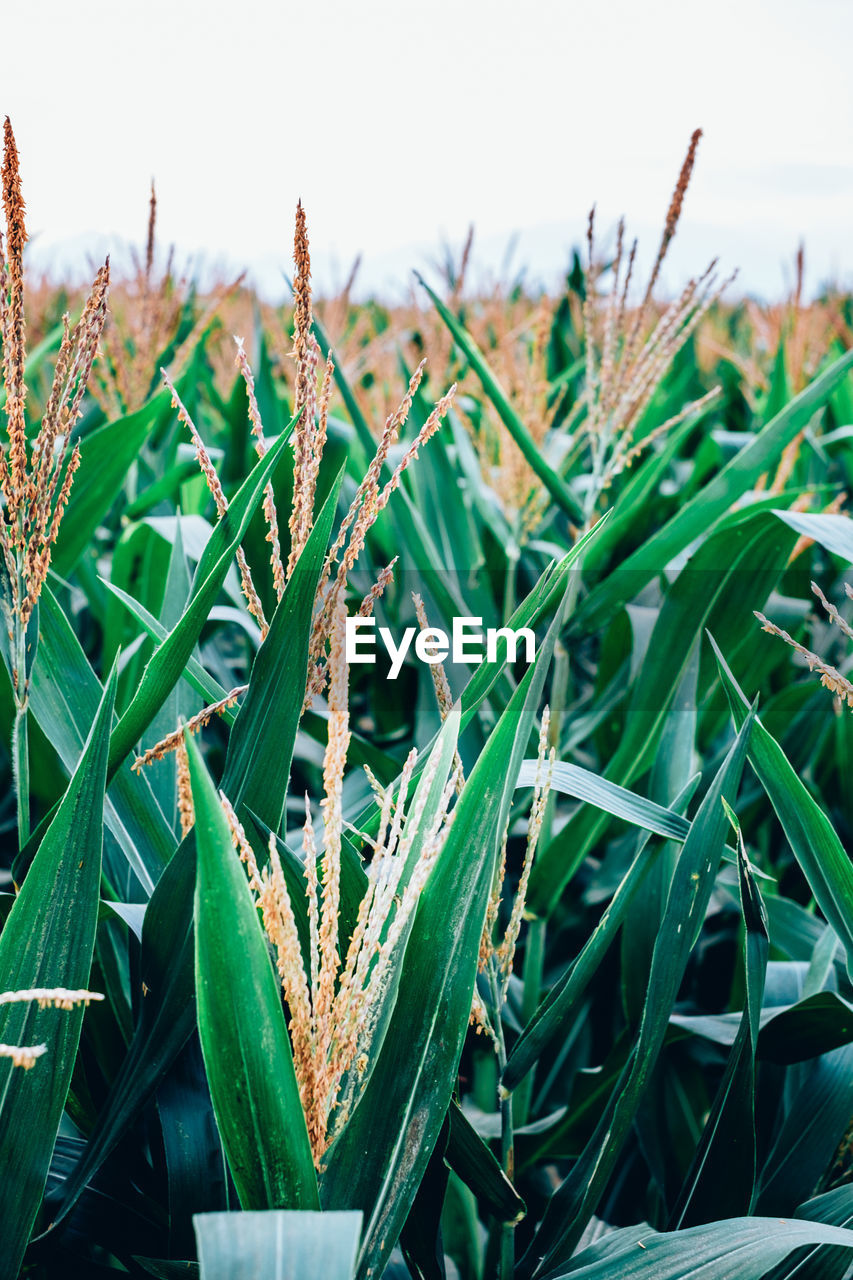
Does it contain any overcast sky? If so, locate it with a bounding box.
[4,0,853,300]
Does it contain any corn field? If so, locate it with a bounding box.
[3,118,853,1279]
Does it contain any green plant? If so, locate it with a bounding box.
[3,117,853,1280]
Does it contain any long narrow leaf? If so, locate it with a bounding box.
[321,587,567,1279]
[194,1210,362,1280]
[712,635,853,974]
[0,664,117,1278]
[523,707,754,1276]
[107,418,293,774]
[189,732,319,1210]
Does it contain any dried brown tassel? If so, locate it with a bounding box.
[288,201,317,578]
[145,181,157,283]
[2,118,28,521]
[176,735,195,837]
[645,128,702,307]
[132,685,246,771]
[21,442,81,624]
[163,369,268,636]
[235,337,286,601]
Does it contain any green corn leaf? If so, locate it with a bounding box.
[53,390,173,574]
[32,583,174,890]
[767,1186,853,1280]
[523,706,754,1276]
[194,1210,362,1280]
[445,1101,526,1225]
[107,416,294,775]
[620,645,699,1025]
[529,507,794,915]
[417,274,585,522]
[320,586,565,1279]
[503,775,697,1094]
[0,662,116,1279]
[156,1034,228,1257]
[188,731,319,1210]
[48,494,337,1228]
[757,1042,853,1215]
[671,989,853,1065]
[519,759,691,842]
[574,346,853,634]
[548,1217,853,1279]
[218,468,343,829]
[711,635,853,975]
[45,824,198,1235]
[771,509,853,563]
[668,802,769,1227]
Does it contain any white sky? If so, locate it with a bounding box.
[5,0,853,300]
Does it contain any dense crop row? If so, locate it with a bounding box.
[2,122,853,1279]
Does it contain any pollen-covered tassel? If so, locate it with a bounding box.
[262,832,317,1134]
[412,591,464,792]
[219,792,264,896]
[327,751,456,1142]
[301,558,399,705]
[0,1042,46,1069]
[0,987,104,1010]
[755,610,853,710]
[2,117,29,525]
[162,369,268,636]
[481,821,509,971]
[375,384,456,511]
[412,592,453,720]
[358,559,397,620]
[648,129,702,297]
[319,358,427,596]
[314,599,350,1095]
[287,201,318,579]
[628,127,703,349]
[498,708,555,989]
[307,369,450,685]
[470,987,497,1047]
[297,342,332,560]
[235,336,286,602]
[302,793,321,1010]
[812,580,853,643]
[20,441,82,625]
[132,686,245,771]
[176,735,195,837]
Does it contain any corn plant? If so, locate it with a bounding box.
[2,117,853,1280]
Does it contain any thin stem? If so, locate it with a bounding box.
[513,918,546,1128]
[488,962,515,1280]
[13,703,28,847]
[514,643,566,1126]
[12,577,29,847]
[502,545,519,626]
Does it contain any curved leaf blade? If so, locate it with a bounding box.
[107,418,294,775]
[0,663,117,1279]
[524,707,754,1276]
[321,591,565,1278]
[550,1217,853,1279]
[712,635,853,975]
[194,1209,362,1280]
[189,732,319,1211]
